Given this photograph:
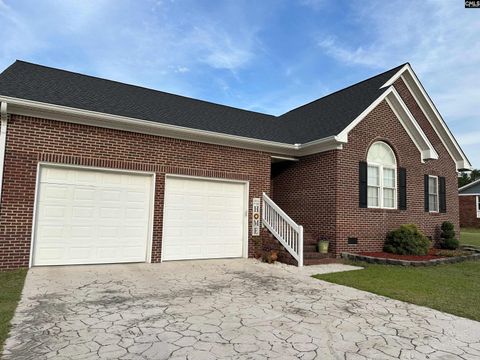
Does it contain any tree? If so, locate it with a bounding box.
[458,169,480,188]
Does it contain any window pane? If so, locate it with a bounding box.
[367,186,379,207]
[383,188,395,208]
[383,168,395,188]
[367,142,396,166]
[368,166,379,186]
[429,177,437,194]
[429,194,438,211]
[477,196,480,211]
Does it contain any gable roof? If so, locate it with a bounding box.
[459,179,480,195]
[0,60,471,169]
[0,60,402,144]
[278,65,404,143]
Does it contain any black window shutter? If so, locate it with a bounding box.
[424,175,429,212]
[359,161,368,208]
[399,168,407,210]
[439,177,446,213]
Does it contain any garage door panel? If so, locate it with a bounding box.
[68,247,92,260]
[33,166,152,266]
[162,177,245,261]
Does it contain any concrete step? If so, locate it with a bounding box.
[304,257,341,265]
[303,244,318,252]
[303,252,334,259]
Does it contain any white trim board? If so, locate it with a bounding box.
[459,178,480,193]
[337,87,437,163]
[0,63,470,170]
[381,64,471,171]
[0,102,8,209]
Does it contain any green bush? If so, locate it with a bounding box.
[438,221,459,250]
[383,224,431,255]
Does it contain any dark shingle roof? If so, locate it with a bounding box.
[0,60,405,144]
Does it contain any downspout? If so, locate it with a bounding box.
[0,102,8,209]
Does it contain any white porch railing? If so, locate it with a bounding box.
[262,192,303,267]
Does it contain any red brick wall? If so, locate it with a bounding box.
[460,195,480,228]
[0,115,271,269]
[271,151,338,243]
[271,78,460,256]
[334,78,459,254]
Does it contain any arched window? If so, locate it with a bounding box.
[367,142,397,209]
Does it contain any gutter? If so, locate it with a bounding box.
[0,102,7,209]
[0,95,345,156]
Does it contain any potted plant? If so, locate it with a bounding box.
[261,242,279,264]
[317,236,329,254]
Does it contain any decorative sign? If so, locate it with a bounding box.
[252,198,261,236]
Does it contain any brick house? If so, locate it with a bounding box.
[459,179,480,228]
[0,61,471,269]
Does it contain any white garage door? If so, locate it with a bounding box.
[162,177,246,261]
[33,166,153,266]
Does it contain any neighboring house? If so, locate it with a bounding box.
[459,179,480,228]
[0,61,471,269]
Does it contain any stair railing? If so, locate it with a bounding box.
[261,192,303,267]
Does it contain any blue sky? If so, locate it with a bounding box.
[0,0,478,167]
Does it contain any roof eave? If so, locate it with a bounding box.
[459,178,480,192]
[1,96,346,157]
[383,64,472,171]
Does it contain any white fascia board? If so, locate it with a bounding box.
[380,64,410,88]
[459,178,480,192]
[385,88,438,162]
[336,87,393,143]
[1,95,303,157]
[271,155,299,161]
[0,102,7,209]
[336,85,437,164]
[295,135,344,156]
[459,193,480,196]
[400,69,471,170]
[380,64,471,171]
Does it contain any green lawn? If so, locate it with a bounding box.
[460,227,480,247]
[314,261,480,321]
[0,269,27,354]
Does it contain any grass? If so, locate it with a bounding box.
[460,227,480,247]
[0,269,27,354]
[314,261,480,321]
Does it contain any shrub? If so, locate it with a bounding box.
[383,224,431,255]
[438,221,459,250]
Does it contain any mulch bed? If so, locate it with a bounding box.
[358,249,445,261]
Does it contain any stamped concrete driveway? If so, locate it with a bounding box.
[3,259,480,360]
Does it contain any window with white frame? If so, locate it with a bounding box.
[477,196,480,218]
[428,176,439,212]
[367,142,397,209]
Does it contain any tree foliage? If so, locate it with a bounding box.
[458,169,480,188]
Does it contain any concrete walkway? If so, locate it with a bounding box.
[3,259,480,359]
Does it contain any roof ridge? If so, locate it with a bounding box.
[12,60,277,119]
[279,63,408,117]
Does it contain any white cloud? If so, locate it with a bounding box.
[318,37,382,68]
[316,0,480,167]
[189,25,255,71]
[456,131,480,147]
[175,66,190,73]
[0,0,262,87]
